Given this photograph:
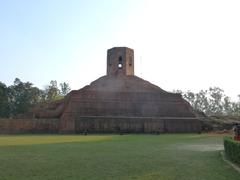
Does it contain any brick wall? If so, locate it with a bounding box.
[0,118,59,134]
[72,116,201,133]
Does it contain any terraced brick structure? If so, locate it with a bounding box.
[31,47,201,133]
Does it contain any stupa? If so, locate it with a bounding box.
[31,47,201,133]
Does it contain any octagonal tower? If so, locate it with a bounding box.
[107,47,134,76]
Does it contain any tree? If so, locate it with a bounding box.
[208,87,224,115]
[223,96,232,115]
[60,82,71,96]
[8,78,43,116]
[0,82,10,117]
[45,80,61,102]
[174,87,240,116]
[182,91,195,107]
[230,95,240,116]
[194,90,210,114]
[0,78,72,117]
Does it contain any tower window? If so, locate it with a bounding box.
[119,56,122,62]
[118,56,123,69]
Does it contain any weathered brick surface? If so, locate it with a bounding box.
[56,73,201,133]
[74,116,200,133]
[0,118,59,134]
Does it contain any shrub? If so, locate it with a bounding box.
[224,136,240,164]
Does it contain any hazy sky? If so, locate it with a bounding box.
[0,0,240,100]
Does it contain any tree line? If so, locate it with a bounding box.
[0,78,239,118]
[174,87,240,116]
[0,78,71,118]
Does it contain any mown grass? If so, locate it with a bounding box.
[0,134,238,180]
[0,135,113,146]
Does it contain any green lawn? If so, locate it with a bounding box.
[0,134,238,180]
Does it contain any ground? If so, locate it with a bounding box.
[0,134,239,180]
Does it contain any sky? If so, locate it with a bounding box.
[0,0,240,100]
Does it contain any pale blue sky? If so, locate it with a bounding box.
[1,0,240,100]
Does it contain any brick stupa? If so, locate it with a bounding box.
[31,47,201,133]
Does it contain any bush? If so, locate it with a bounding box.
[224,136,240,164]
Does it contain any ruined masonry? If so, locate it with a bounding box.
[27,47,201,133]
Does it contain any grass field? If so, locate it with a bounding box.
[0,134,239,180]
